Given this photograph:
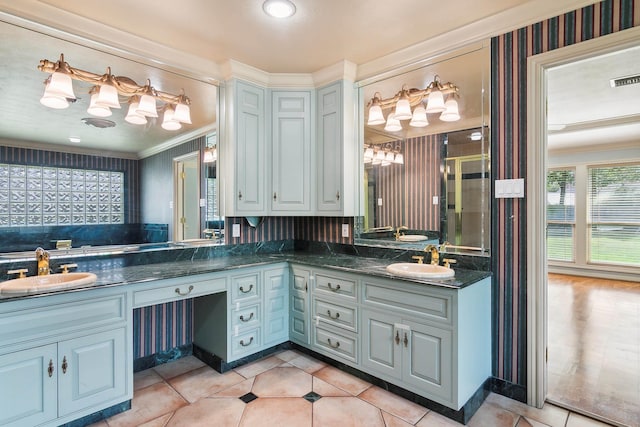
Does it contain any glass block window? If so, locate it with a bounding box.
[0,164,124,227]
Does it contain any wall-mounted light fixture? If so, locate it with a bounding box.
[363,143,404,167]
[38,54,192,131]
[366,75,460,130]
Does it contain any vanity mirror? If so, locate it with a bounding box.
[0,17,219,255]
[356,44,491,255]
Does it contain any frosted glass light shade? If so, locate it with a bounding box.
[440,97,460,122]
[263,0,296,18]
[425,90,445,113]
[385,152,395,162]
[45,72,76,99]
[394,153,404,164]
[95,84,121,109]
[173,103,192,124]
[409,105,428,127]
[367,104,385,125]
[375,150,386,161]
[87,93,112,117]
[393,98,412,120]
[125,102,147,125]
[161,107,182,131]
[203,147,217,163]
[384,113,402,132]
[137,94,158,117]
[40,93,69,109]
[363,147,374,159]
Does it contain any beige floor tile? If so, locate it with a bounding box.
[134,368,164,391]
[312,377,351,397]
[566,413,618,427]
[516,416,553,427]
[152,356,206,380]
[313,396,384,427]
[213,378,255,398]
[239,397,312,427]
[274,349,302,362]
[313,365,371,395]
[138,412,173,427]
[287,353,328,373]
[382,411,415,427]
[416,411,464,426]
[486,393,569,427]
[467,401,520,427]
[233,355,285,378]
[358,386,427,424]
[168,366,245,403]
[251,366,313,397]
[106,382,187,427]
[166,397,245,427]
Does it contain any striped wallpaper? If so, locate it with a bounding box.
[491,0,639,386]
[225,216,295,244]
[133,299,192,359]
[373,135,441,231]
[294,216,354,244]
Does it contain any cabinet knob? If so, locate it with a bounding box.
[240,312,254,322]
[48,359,54,378]
[239,284,254,294]
[62,356,68,374]
[240,337,254,347]
[327,338,340,349]
[273,192,277,201]
[403,332,409,348]
[238,191,243,200]
[326,309,340,320]
[395,330,400,345]
[175,285,194,296]
[336,191,340,201]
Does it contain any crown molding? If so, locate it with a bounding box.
[313,60,358,87]
[137,123,217,159]
[0,137,139,160]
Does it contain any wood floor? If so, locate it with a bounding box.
[547,273,640,427]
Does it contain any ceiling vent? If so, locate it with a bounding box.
[81,117,116,128]
[610,74,640,88]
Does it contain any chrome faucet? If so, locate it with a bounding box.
[35,247,50,276]
[395,226,408,240]
[424,244,440,265]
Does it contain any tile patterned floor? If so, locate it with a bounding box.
[90,350,617,427]
[548,274,640,427]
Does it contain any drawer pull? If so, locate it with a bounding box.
[240,312,254,322]
[239,284,254,294]
[48,359,54,378]
[327,282,341,292]
[61,356,68,374]
[404,332,409,348]
[238,191,243,200]
[326,309,340,320]
[395,330,400,345]
[175,285,194,296]
[240,337,254,347]
[336,191,340,201]
[327,338,340,349]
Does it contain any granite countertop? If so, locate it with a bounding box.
[0,252,491,302]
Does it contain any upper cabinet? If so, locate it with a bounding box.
[223,78,355,217]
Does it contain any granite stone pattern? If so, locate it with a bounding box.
[0,240,490,301]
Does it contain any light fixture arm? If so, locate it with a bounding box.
[366,76,459,110]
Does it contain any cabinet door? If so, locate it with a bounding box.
[316,82,343,213]
[235,81,266,213]
[271,91,312,212]
[289,266,311,345]
[58,328,127,416]
[402,320,453,402]
[361,309,402,380]
[263,267,289,346]
[0,344,57,427]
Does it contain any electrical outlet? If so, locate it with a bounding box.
[432,196,439,205]
[232,223,241,238]
[342,224,350,238]
[169,201,173,209]
[377,198,383,206]
[199,198,206,207]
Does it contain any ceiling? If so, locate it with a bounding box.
[1,0,636,157]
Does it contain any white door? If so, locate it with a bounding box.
[174,152,200,241]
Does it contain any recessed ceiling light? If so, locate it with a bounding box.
[263,0,296,18]
[69,136,81,143]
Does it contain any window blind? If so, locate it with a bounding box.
[547,169,576,262]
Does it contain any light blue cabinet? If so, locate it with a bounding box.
[271,91,312,212]
[316,82,343,213]
[289,265,311,345]
[263,266,290,346]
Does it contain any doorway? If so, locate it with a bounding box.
[527,24,640,416]
[174,152,200,241]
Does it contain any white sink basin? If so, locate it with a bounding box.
[386,263,455,279]
[398,235,429,242]
[0,272,97,295]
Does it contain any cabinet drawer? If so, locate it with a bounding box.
[133,276,226,307]
[315,273,356,299]
[230,303,261,331]
[230,328,261,359]
[363,282,452,324]
[313,298,357,332]
[230,272,260,303]
[313,325,357,363]
[0,293,126,347]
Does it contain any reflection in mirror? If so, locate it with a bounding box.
[203,133,224,243]
[355,44,490,255]
[0,19,219,257]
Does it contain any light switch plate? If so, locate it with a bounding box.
[199,198,206,207]
[432,196,439,205]
[495,178,525,198]
[377,198,383,206]
[341,224,349,238]
[232,223,240,237]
